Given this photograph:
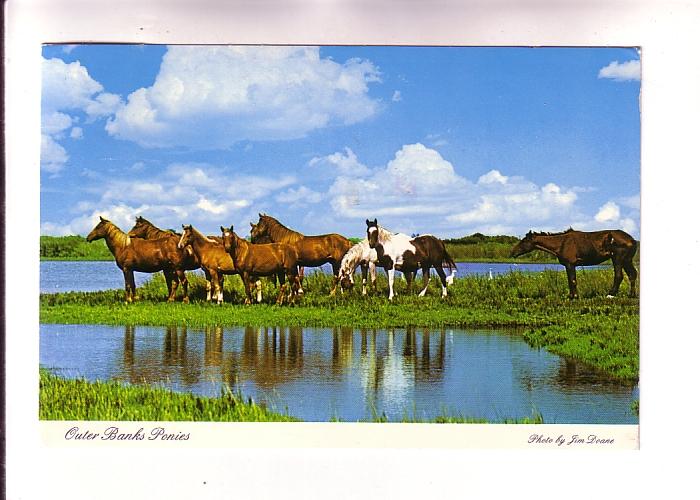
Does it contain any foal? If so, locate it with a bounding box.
[337,239,378,295]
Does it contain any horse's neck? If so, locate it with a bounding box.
[150,226,173,239]
[230,235,250,264]
[190,230,216,252]
[267,219,302,243]
[533,235,565,256]
[342,245,364,271]
[104,224,130,253]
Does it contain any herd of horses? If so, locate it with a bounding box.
[85,214,638,305]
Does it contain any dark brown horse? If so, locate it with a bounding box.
[510,228,638,299]
[220,225,300,305]
[126,216,198,303]
[250,214,352,295]
[177,224,240,305]
[86,216,187,303]
[365,219,457,299]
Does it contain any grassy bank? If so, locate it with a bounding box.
[40,369,297,421]
[41,268,639,383]
[40,370,543,423]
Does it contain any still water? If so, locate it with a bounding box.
[40,324,638,423]
[40,261,569,294]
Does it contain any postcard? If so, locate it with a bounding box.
[6,1,697,498]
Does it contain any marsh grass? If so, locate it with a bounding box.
[39,369,298,422]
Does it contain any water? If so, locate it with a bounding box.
[40,261,571,293]
[40,324,638,423]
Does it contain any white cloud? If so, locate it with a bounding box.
[598,60,641,82]
[106,46,382,148]
[41,135,69,174]
[392,90,402,102]
[594,201,621,222]
[275,186,324,205]
[41,57,123,173]
[478,170,508,185]
[42,162,298,235]
[309,147,372,176]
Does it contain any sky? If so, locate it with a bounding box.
[40,45,640,239]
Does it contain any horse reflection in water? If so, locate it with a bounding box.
[120,325,201,387]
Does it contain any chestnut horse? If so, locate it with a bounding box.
[128,216,231,302]
[86,216,187,303]
[510,228,638,299]
[366,219,457,300]
[177,224,241,305]
[220,225,300,305]
[250,214,352,295]
[126,216,198,303]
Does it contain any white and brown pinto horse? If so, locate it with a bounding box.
[366,219,457,300]
[337,239,378,295]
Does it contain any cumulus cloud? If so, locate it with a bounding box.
[275,186,324,206]
[309,147,372,176]
[41,163,297,235]
[105,46,382,148]
[594,201,621,222]
[392,90,402,102]
[41,57,122,173]
[598,60,641,82]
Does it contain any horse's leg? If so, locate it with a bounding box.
[123,269,135,303]
[329,262,341,296]
[565,264,578,299]
[163,269,175,302]
[297,266,305,294]
[276,272,288,305]
[255,276,263,303]
[217,274,226,305]
[387,268,395,301]
[607,256,624,298]
[361,263,368,296]
[418,265,431,297]
[242,272,253,305]
[209,269,221,305]
[623,257,638,298]
[434,265,448,298]
[405,270,414,295]
[369,262,377,293]
[203,268,213,302]
[178,270,189,304]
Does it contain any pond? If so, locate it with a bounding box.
[40,324,639,423]
[40,260,576,294]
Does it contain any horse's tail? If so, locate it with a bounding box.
[440,241,457,272]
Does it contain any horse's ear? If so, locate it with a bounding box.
[366,219,370,226]
[229,225,235,232]
[99,215,106,222]
[250,222,254,227]
[220,226,226,233]
[373,218,377,225]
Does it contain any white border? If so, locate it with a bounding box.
[6,0,700,498]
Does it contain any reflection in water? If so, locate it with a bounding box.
[40,324,639,423]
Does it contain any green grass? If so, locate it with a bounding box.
[39,369,298,421]
[41,268,639,383]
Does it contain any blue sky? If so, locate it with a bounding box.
[40,45,640,238]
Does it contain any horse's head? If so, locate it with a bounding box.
[127,216,150,238]
[220,225,237,254]
[510,230,536,258]
[86,216,110,242]
[366,218,379,248]
[178,224,194,249]
[249,221,269,243]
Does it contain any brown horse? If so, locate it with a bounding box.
[177,224,240,305]
[250,214,352,295]
[220,225,300,305]
[86,216,187,303]
[510,228,638,299]
[126,216,198,303]
[128,216,232,302]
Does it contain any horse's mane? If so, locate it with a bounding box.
[139,218,181,238]
[260,214,304,243]
[531,227,575,237]
[189,225,218,244]
[104,221,131,247]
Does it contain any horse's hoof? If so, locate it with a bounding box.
[182,297,190,304]
[606,294,615,299]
